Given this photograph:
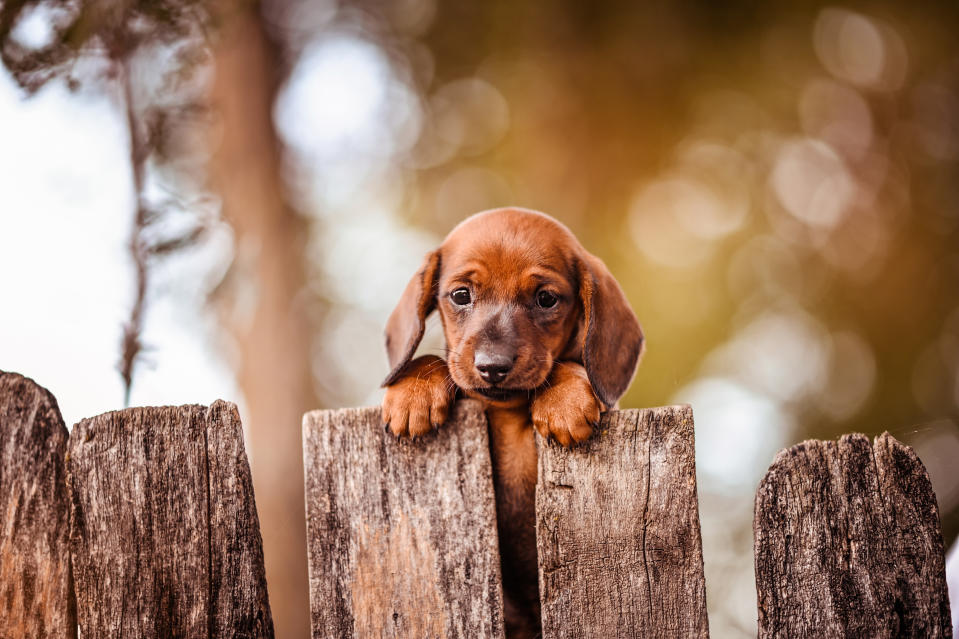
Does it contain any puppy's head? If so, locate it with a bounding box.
[383,208,644,407]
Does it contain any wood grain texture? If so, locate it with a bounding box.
[536,405,708,639]
[754,432,952,638]
[67,400,273,638]
[0,371,76,639]
[303,399,505,638]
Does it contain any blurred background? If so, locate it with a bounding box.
[1,0,958,635]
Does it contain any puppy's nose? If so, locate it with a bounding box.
[474,351,514,384]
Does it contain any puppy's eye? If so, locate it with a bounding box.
[450,287,472,305]
[536,290,558,308]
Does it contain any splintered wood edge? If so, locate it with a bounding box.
[67,400,274,638]
[301,399,505,639]
[0,371,76,639]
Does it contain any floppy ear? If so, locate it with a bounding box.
[382,250,441,386]
[576,253,645,407]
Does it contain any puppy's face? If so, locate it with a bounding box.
[437,215,581,403]
[384,208,644,408]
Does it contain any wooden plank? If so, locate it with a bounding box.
[67,400,273,638]
[754,432,952,638]
[0,371,76,639]
[303,399,505,638]
[536,405,709,639]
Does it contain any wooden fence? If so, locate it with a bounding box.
[0,370,952,638]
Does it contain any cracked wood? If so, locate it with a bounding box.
[67,400,273,638]
[536,405,708,638]
[754,432,952,638]
[303,399,505,638]
[0,371,76,638]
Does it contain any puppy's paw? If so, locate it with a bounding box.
[531,363,601,447]
[382,355,455,438]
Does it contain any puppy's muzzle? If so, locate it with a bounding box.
[475,348,516,384]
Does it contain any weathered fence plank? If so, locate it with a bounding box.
[0,371,76,639]
[303,399,505,638]
[67,400,273,638]
[6,364,951,639]
[536,405,709,639]
[754,432,952,638]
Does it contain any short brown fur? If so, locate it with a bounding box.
[381,207,644,638]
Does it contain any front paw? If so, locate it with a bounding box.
[531,363,601,447]
[382,355,455,438]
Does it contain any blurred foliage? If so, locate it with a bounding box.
[0,0,215,400]
[0,0,214,229]
[0,0,207,91]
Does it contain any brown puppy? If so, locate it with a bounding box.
[381,207,644,638]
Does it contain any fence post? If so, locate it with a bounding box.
[536,405,709,638]
[754,432,952,638]
[303,399,505,638]
[0,371,76,639]
[67,400,273,638]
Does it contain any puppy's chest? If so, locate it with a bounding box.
[485,406,538,503]
[485,407,540,599]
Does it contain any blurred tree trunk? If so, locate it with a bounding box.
[207,4,315,637]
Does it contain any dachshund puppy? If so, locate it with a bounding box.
[381,207,644,638]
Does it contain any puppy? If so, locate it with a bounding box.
[381,207,644,638]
